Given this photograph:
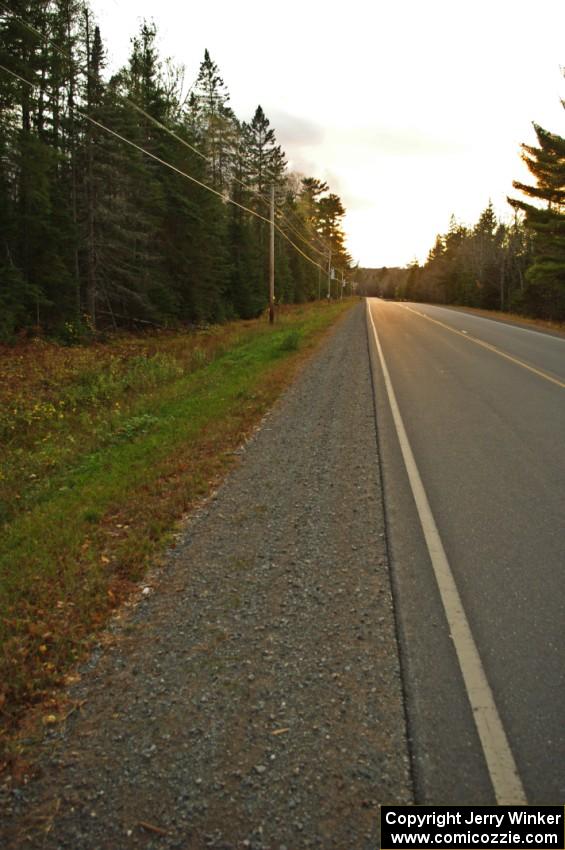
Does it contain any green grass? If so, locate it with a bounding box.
[0,300,356,744]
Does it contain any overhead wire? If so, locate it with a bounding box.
[1,3,341,270]
[0,60,334,275]
[0,2,340,262]
[0,5,347,277]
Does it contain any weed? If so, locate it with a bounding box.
[279,329,301,352]
[0,299,356,742]
[190,347,209,369]
[113,414,160,443]
[83,509,101,523]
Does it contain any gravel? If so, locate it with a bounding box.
[0,302,413,849]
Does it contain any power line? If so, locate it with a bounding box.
[0,2,338,268]
[117,98,330,262]
[0,59,331,274]
[0,2,347,275]
[276,209,330,259]
[0,6,268,211]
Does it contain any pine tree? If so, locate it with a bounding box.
[316,193,350,276]
[0,4,41,336]
[0,7,352,335]
[442,216,473,305]
[509,117,565,319]
[469,200,500,308]
[79,11,104,326]
[225,119,266,317]
[0,0,81,334]
[243,106,288,310]
[279,184,320,302]
[247,105,286,199]
[96,21,171,325]
[298,176,329,245]
[189,49,235,191]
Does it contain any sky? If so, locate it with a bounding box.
[90,0,565,269]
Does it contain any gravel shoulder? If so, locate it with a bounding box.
[1,302,413,849]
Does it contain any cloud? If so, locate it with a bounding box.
[267,109,325,147]
[315,168,366,209]
[335,126,470,157]
[261,109,327,178]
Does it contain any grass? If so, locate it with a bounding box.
[0,299,356,752]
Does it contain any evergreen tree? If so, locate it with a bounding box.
[413,207,530,311]
[0,0,79,333]
[225,119,266,317]
[316,192,350,279]
[96,22,172,325]
[244,106,288,309]
[247,105,286,199]
[509,118,565,319]
[298,176,329,250]
[469,201,500,308]
[0,6,352,336]
[80,10,104,325]
[189,49,235,190]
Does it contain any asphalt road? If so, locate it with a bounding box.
[366,298,565,805]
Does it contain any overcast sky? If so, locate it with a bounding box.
[90,0,565,268]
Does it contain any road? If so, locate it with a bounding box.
[366,298,565,804]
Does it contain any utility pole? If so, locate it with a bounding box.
[269,183,275,324]
[327,248,332,300]
[318,266,321,301]
[340,270,344,300]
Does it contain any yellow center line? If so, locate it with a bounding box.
[400,304,565,390]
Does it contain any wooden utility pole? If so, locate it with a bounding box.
[269,183,275,323]
[327,248,332,300]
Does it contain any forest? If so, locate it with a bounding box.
[0,1,352,341]
[2,3,564,340]
[357,111,565,322]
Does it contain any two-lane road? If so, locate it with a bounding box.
[366,298,565,804]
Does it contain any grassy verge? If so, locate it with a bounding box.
[0,300,356,752]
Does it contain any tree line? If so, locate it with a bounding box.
[0,2,352,341]
[357,92,565,322]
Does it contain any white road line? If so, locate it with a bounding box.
[366,299,527,805]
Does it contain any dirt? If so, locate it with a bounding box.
[0,302,413,849]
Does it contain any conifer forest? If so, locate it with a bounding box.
[0,2,352,341]
[1,2,564,340]
[360,148,565,322]
[356,103,565,322]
